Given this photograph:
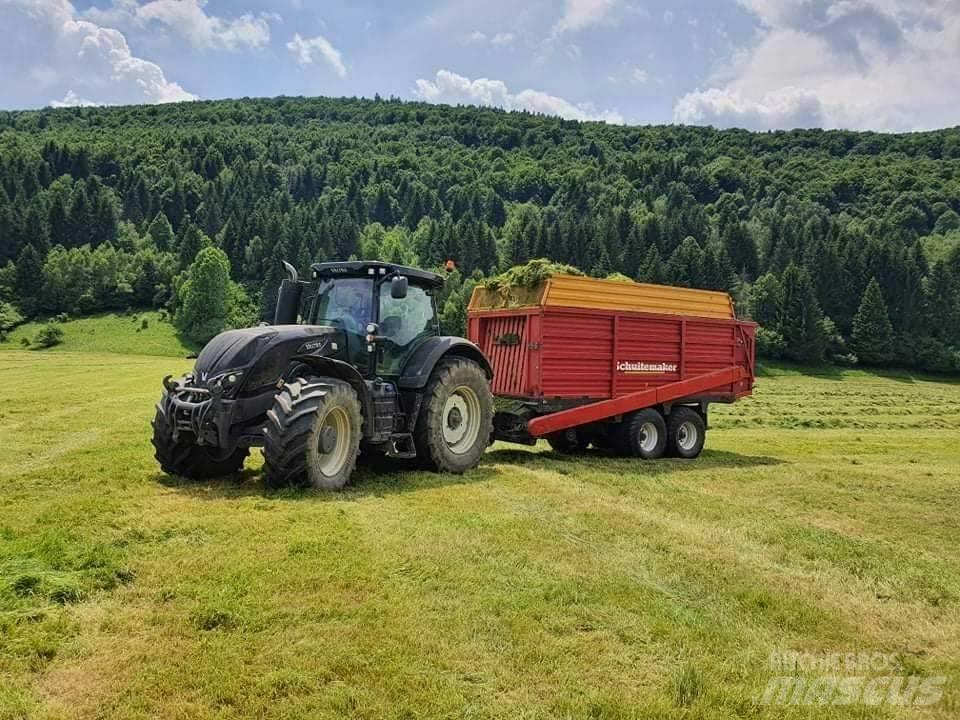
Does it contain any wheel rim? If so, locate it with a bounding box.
[639,421,659,453]
[676,421,699,452]
[442,386,482,454]
[315,406,351,476]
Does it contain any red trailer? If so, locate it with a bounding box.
[467,275,756,458]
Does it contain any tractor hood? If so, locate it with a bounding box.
[193,325,340,392]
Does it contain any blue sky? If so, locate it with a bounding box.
[2,1,959,131]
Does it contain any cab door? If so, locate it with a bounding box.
[377,283,438,377]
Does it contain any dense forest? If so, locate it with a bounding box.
[1,96,959,370]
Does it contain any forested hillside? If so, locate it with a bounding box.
[1,96,959,370]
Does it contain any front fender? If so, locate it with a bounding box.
[289,355,374,434]
[398,337,493,390]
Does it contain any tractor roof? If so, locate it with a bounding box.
[310,261,445,288]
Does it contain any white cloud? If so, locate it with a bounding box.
[467,30,515,45]
[552,0,619,34]
[675,0,960,131]
[0,0,196,109]
[51,90,99,107]
[415,69,623,123]
[85,0,273,51]
[632,67,649,84]
[675,86,826,130]
[286,32,346,77]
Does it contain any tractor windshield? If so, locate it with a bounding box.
[309,278,374,334]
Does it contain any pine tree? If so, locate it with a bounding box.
[92,192,119,246]
[147,212,175,252]
[722,221,758,279]
[68,189,92,247]
[637,245,665,284]
[24,204,50,255]
[779,263,825,363]
[178,223,209,269]
[48,194,70,249]
[924,261,959,345]
[15,243,43,316]
[590,245,612,278]
[851,278,894,365]
[749,273,783,328]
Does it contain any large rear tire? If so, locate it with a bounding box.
[263,378,362,490]
[415,358,493,473]
[617,408,668,460]
[152,395,248,480]
[666,407,706,459]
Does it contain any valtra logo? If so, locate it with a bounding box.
[616,361,678,374]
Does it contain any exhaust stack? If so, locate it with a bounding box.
[273,261,303,325]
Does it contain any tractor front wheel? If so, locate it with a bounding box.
[263,378,362,490]
[416,358,493,473]
[152,395,248,480]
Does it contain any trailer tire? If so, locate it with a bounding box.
[416,358,493,473]
[618,408,668,460]
[666,407,706,459]
[152,395,248,479]
[546,430,589,454]
[263,378,362,490]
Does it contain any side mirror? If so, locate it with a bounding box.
[390,275,408,300]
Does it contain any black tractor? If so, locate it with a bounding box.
[152,261,494,489]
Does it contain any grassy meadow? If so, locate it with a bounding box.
[1,313,198,357]
[0,323,958,719]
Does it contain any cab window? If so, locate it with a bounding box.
[309,278,372,334]
[378,283,436,375]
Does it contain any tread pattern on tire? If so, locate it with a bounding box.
[616,408,668,459]
[262,378,361,490]
[666,406,706,459]
[415,357,493,473]
[152,394,248,479]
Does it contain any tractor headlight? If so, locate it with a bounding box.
[213,371,243,395]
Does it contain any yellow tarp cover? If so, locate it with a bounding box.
[468,274,735,320]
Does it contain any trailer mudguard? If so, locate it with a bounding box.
[289,355,375,434]
[398,337,493,390]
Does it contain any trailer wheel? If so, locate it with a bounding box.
[546,430,590,454]
[416,357,493,473]
[263,378,362,490]
[667,407,706,459]
[618,408,668,460]
[152,395,248,479]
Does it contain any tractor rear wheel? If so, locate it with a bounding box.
[152,395,248,479]
[263,378,362,490]
[415,358,493,473]
[666,407,706,459]
[617,408,668,460]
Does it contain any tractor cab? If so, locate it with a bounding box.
[278,261,445,379]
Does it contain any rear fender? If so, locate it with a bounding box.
[398,337,493,390]
[289,355,374,435]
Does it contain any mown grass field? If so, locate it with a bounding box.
[0,331,958,719]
